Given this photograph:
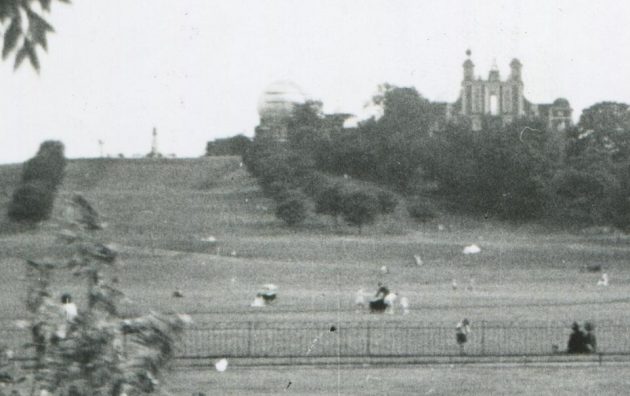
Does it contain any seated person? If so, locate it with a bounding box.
[567,322,587,354]
[374,283,390,300]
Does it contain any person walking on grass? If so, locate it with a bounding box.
[456,318,471,355]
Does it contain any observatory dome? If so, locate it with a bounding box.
[257,81,307,121]
[553,98,570,107]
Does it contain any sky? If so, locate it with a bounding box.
[1,0,630,164]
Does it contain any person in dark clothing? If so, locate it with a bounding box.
[374,283,390,300]
[584,322,597,353]
[567,322,587,354]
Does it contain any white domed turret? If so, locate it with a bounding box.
[257,81,307,123]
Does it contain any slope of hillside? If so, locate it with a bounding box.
[1,157,630,325]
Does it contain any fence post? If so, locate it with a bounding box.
[366,323,371,356]
[480,320,486,356]
[247,321,253,357]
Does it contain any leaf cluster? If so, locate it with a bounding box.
[1,0,69,70]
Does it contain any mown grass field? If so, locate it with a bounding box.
[1,157,630,393]
[167,363,630,395]
[1,157,629,323]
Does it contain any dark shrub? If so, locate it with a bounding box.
[341,190,379,232]
[21,140,66,189]
[8,141,66,223]
[8,181,56,223]
[275,190,308,226]
[376,190,398,214]
[205,135,252,157]
[407,197,436,222]
[315,183,344,218]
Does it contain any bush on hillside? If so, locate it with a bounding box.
[7,181,56,223]
[376,190,398,214]
[341,190,380,233]
[205,135,252,157]
[315,183,344,222]
[7,141,66,224]
[407,197,437,223]
[275,190,308,226]
[21,140,66,188]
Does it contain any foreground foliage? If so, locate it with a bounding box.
[2,194,189,395]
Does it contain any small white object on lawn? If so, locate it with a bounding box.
[384,293,397,314]
[380,265,388,274]
[355,288,365,307]
[215,358,228,372]
[463,244,481,255]
[400,296,409,315]
[230,250,237,257]
[414,255,423,266]
[597,273,609,287]
[451,279,458,290]
[251,296,265,307]
[467,278,475,291]
[201,236,217,243]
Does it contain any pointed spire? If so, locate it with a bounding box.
[491,58,498,71]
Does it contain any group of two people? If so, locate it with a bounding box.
[567,321,597,354]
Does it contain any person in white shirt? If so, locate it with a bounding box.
[61,294,78,322]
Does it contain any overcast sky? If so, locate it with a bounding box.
[1,0,630,164]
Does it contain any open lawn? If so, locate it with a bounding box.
[1,157,629,324]
[167,363,630,395]
[2,157,630,392]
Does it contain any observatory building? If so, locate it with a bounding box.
[255,80,307,142]
[439,51,573,131]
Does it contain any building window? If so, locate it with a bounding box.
[490,94,499,116]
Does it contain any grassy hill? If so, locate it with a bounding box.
[1,157,630,325]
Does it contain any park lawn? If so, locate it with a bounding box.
[1,157,630,325]
[167,363,630,395]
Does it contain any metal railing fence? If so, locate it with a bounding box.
[2,320,629,360]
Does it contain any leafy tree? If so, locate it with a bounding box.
[275,189,308,226]
[406,196,436,222]
[325,84,436,190]
[548,166,619,226]
[205,135,251,157]
[426,117,556,220]
[20,194,189,395]
[340,189,379,233]
[22,140,66,188]
[314,183,344,224]
[570,102,630,163]
[8,140,66,223]
[1,0,69,71]
[7,180,55,222]
[375,189,398,214]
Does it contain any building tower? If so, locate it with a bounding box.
[255,81,307,142]
[147,127,162,158]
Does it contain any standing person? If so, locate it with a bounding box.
[584,322,597,353]
[61,293,78,322]
[567,322,587,354]
[456,318,471,355]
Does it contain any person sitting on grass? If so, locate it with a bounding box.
[374,282,389,300]
[567,322,588,354]
[369,283,391,313]
[584,322,597,353]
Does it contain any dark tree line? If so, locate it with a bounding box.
[246,83,630,230]
[243,101,398,231]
